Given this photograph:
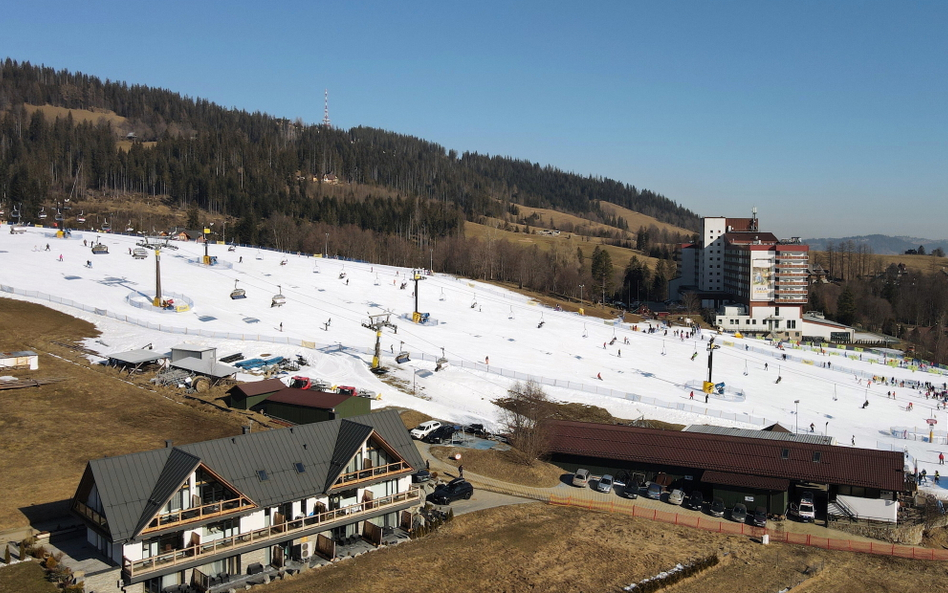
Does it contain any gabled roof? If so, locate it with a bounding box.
[76,409,422,543]
[548,420,905,493]
[325,420,375,490]
[264,388,351,409]
[228,378,287,398]
[131,449,202,536]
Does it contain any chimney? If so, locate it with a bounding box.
[165,439,173,449]
[242,425,251,435]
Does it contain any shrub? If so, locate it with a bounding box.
[4,544,10,564]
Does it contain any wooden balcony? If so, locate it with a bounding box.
[332,461,412,489]
[142,496,256,534]
[74,500,108,529]
[122,489,421,580]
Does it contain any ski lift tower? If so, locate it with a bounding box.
[152,247,164,307]
[202,226,214,265]
[362,312,398,373]
[411,269,428,323]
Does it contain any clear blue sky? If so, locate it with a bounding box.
[2,1,946,239]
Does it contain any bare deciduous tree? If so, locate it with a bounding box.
[493,380,554,465]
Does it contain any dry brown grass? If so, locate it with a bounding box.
[598,201,696,237]
[397,408,433,431]
[429,446,564,488]
[23,103,127,127]
[260,503,948,593]
[0,298,250,530]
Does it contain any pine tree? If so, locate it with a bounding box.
[836,285,857,326]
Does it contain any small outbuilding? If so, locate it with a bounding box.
[106,349,168,374]
[251,388,370,425]
[0,350,39,370]
[227,378,287,409]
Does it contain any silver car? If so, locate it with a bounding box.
[572,468,590,488]
[596,474,614,493]
[667,489,685,505]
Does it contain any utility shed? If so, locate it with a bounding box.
[0,350,38,370]
[169,357,237,383]
[251,388,370,425]
[227,378,287,409]
[106,349,168,374]
[170,343,216,363]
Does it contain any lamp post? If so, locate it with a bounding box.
[794,399,800,434]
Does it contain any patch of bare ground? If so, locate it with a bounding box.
[261,504,948,593]
[396,408,433,431]
[429,446,564,488]
[0,298,250,530]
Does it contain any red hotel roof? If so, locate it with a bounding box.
[547,420,905,492]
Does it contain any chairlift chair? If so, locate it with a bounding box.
[38,206,47,219]
[230,280,247,300]
[374,274,380,286]
[126,220,135,232]
[0,204,5,217]
[76,210,86,223]
[439,288,446,301]
[55,209,64,222]
[271,285,286,307]
[102,218,111,232]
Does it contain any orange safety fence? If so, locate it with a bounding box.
[545,493,948,561]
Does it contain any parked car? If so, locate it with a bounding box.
[572,468,591,488]
[613,470,629,491]
[624,478,642,499]
[423,425,456,444]
[685,491,704,511]
[730,503,748,523]
[709,498,726,517]
[410,420,442,440]
[426,478,474,505]
[751,506,768,527]
[646,482,664,500]
[596,474,614,494]
[667,489,685,505]
[794,490,816,522]
[411,469,432,483]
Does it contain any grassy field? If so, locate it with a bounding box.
[0,561,58,593]
[23,103,127,127]
[258,503,948,593]
[0,298,250,530]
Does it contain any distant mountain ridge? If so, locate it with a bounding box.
[804,234,948,255]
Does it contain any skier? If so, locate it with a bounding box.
[809,423,815,433]
[689,391,694,400]
[597,372,602,380]
[485,356,490,365]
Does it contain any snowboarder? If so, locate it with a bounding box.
[597,372,602,380]
[764,363,768,371]
[691,352,698,361]
[705,394,709,403]
[618,349,621,358]
[58,254,63,261]
[85,260,92,268]
[279,322,283,332]
[239,256,243,263]
[45,243,50,251]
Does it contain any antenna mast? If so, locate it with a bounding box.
[322,89,331,127]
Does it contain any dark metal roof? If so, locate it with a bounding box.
[701,470,790,492]
[77,409,422,544]
[548,420,905,493]
[132,448,201,536]
[264,388,351,409]
[325,421,375,490]
[228,378,286,398]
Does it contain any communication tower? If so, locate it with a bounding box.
[322,89,331,127]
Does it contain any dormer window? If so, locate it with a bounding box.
[781,449,790,460]
[812,452,821,463]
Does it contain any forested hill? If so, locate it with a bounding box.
[0,59,700,241]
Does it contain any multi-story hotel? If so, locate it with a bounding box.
[669,209,809,339]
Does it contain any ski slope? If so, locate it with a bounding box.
[2,227,946,493]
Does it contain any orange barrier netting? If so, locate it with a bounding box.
[544,493,948,561]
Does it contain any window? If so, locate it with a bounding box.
[812,451,821,463]
[257,470,269,481]
[781,449,790,460]
[294,462,305,474]
[787,320,796,329]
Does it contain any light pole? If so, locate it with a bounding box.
[429,248,433,273]
[324,233,329,258]
[579,284,584,304]
[794,399,800,434]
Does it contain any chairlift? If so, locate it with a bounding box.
[470,293,477,309]
[38,206,47,219]
[537,312,545,329]
[230,280,247,300]
[271,284,286,307]
[255,250,263,260]
[583,323,588,338]
[0,204,4,217]
[91,242,109,255]
[743,360,749,376]
[435,347,449,371]
[374,273,380,286]
[312,262,319,273]
[439,288,445,301]
[661,340,667,356]
[76,210,86,223]
[55,209,64,222]
[126,220,135,232]
[102,218,111,232]
[508,305,515,320]
[228,243,236,252]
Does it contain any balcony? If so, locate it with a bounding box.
[143,496,256,534]
[122,489,421,580]
[74,500,108,529]
[332,461,412,489]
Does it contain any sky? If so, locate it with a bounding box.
[1,1,946,239]
[2,228,944,494]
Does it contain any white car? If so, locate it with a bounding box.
[410,420,442,440]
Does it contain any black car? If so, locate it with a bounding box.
[709,497,726,518]
[426,478,474,505]
[423,425,457,444]
[685,491,704,511]
[751,507,767,527]
[730,503,748,523]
